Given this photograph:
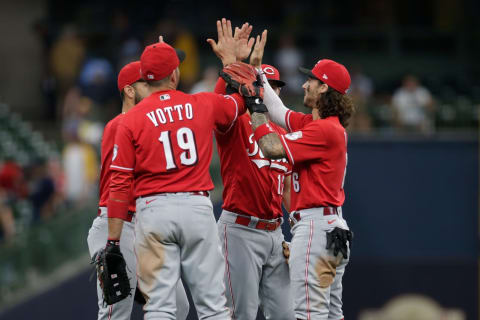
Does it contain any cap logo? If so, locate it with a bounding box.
[263,67,275,75]
[147,74,154,79]
[322,74,328,80]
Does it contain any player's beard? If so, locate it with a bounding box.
[303,91,319,109]
[134,91,143,104]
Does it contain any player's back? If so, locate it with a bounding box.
[98,115,122,208]
[99,114,136,212]
[215,113,290,219]
[117,89,243,197]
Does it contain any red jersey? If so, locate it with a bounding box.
[110,90,245,197]
[214,78,291,219]
[216,114,291,219]
[98,114,135,214]
[279,110,347,211]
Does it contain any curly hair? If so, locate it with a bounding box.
[316,87,355,128]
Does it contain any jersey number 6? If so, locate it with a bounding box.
[158,127,198,170]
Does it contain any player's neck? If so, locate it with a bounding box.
[149,83,176,94]
[121,100,135,113]
[312,108,321,120]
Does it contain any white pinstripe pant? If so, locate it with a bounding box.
[289,208,350,320]
[217,210,295,320]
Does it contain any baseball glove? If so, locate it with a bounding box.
[92,241,132,305]
[326,227,353,259]
[219,62,264,98]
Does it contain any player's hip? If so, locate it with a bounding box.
[289,206,348,232]
[87,210,136,259]
[219,209,284,233]
[135,191,211,211]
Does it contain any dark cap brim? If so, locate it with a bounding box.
[175,49,186,63]
[268,79,286,88]
[299,67,319,80]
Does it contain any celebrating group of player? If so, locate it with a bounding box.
[87,18,354,320]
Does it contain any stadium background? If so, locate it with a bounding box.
[0,0,478,319]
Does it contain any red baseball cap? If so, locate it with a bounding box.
[117,61,142,92]
[261,64,285,87]
[299,59,351,94]
[140,42,186,81]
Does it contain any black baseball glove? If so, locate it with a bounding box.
[326,227,353,259]
[92,240,132,305]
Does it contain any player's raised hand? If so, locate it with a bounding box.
[234,22,254,62]
[158,35,164,43]
[207,18,236,66]
[249,29,268,68]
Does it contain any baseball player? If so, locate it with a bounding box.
[87,60,189,320]
[223,31,354,319]
[208,21,294,320]
[106,35,247,320]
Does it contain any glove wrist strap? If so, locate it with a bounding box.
[106,239,120,246]
[254,123,276,141]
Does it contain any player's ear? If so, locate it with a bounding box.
[170,68,180,87]
[319,82,329,94]
[123,85,136,100]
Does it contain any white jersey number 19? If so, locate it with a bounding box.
[158,127,198,170]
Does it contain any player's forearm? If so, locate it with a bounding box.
[260,73,289,129]
[107,171,133,222]
[214,77,227,94]
[251,113,286,159]
[108,217,124,239]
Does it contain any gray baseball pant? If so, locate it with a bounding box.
[135,193,230,320]
[289,207,350,320]
[87,207,190,320]
[217,210,295,320]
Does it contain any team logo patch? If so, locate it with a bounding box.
[322,74,328,80]
[159,94,170,101]
[112,144,118,161]
[285,131,302,141]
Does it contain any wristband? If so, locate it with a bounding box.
[107,239,120,246]
[107,198,129,220]
[254,123,275,141]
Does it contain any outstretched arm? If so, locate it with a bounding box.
[249,30,290,129]
[261,72,290,129]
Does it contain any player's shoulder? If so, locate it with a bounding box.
[104,113,124,132]
[294,117,338,139]
[287,110,313,126]
[158,90,218,105]
[190,91,222,102]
